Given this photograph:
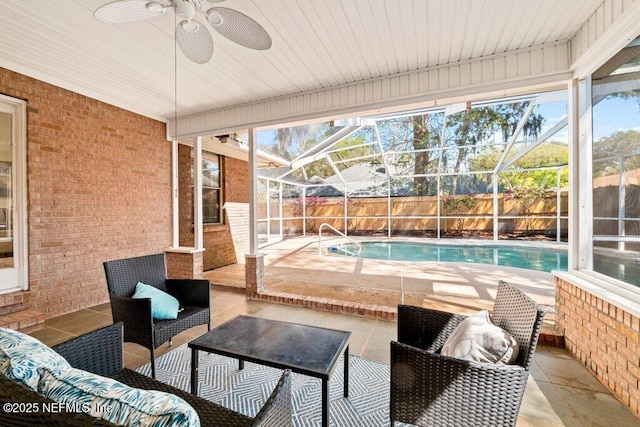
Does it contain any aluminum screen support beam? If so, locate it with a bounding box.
[373,122,392,237]
[290,126,362,169]
[493,102,535,175]
[493,174,499,241]
[327,156,346,185]
[557,168,562,243]
[618,156,626,252]
[497,116,568,173]
[437,117,449,239]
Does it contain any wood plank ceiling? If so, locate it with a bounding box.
[0,0,601,123]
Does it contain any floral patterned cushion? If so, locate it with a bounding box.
[440,310,519,364]
[38,367,200,427]
[0,327,71,390]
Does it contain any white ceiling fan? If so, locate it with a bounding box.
[94,0,272,64]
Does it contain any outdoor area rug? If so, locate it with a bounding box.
[137,343,393,426]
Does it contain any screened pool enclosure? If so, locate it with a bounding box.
[253,89,570,245]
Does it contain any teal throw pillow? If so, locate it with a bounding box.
[132,282,180,320]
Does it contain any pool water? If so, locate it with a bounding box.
[333,241,568,273]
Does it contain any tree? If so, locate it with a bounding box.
[593,130,640,177]
[470,143,569,192]
[378,103,544,196]
[272,123,332,161]
[443,103,543,194]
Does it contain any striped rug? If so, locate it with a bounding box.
[137,343,392,426]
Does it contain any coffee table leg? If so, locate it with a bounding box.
[190,348,199,395]
[322,377,329,427]
[344,345,349,398]
[239,359,244,370]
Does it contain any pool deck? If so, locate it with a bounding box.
[195,237,640,425]
[204,236,562,329]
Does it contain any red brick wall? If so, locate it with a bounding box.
[225,156,249,203]
[1,67,171,318]
[178,144,194,247]
[555,277,640,417]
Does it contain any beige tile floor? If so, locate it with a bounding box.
[30,286,640,427]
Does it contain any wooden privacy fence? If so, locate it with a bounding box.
[258,193,569,237]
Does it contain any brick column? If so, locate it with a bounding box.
[245,254,265,296]
[165,249,204,279]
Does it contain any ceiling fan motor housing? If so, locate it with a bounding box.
[175,0,197,20]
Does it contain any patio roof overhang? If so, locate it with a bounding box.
[2,1,640,140]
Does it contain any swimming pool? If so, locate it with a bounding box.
[332,241,568,273]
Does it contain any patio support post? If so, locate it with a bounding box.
[194,136,203,251]
[576,77,593,270]
[248,128,258,254]
[165,137,204,279]
[246,127,264,295]
[171,139,179,248]
[568,79,580,269]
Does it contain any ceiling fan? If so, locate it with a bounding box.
[94,0,272,64]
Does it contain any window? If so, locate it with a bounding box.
[590,37,640,288]
[192,152,222,224]
[0,95,27,294]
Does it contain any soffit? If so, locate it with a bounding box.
[0,0,600,122]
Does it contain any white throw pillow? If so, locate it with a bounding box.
[440,310,519,364]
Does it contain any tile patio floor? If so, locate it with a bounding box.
[30,286,640,426]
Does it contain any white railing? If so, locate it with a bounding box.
[318,223,362,256]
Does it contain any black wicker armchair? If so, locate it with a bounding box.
[390,280,546,427]
[1,323,293,426]
[103,253,211,379]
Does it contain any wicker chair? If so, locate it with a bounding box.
[104,253,211,379]
[0,323,293,426]
[390,280,546,427]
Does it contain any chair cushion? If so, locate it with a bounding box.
[441,310,519,364]
[0,327,71,390]
[132,282,180,320]
[38,366,200,427]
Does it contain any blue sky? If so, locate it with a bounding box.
[593,96,640,140]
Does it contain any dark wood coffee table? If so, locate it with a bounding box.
[188,315,351,427]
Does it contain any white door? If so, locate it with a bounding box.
[0,96,27,293]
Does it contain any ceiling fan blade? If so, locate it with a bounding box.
[176,20,214,64]
[94,0,165,23]
[208,7,272,50]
